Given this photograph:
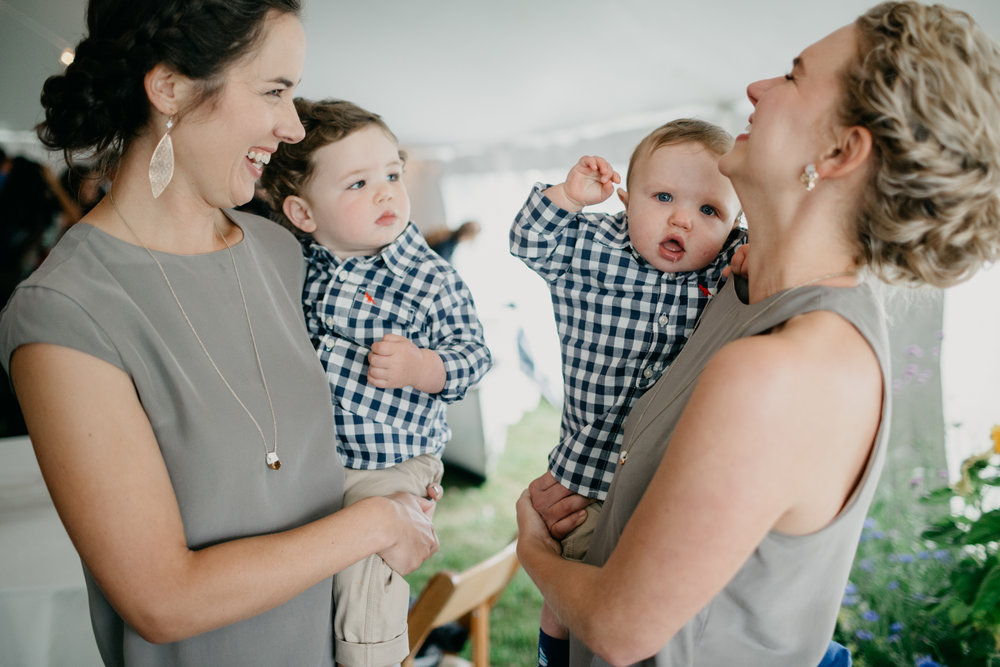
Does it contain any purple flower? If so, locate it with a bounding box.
[841,594,860,607]
[887,581,900,591]
[917,551,930,560]
[888,634,901,643]
[891,622,904,632]
[855,629,875,641]
[915,656,944,667]
[844,582,858,595]
[859,558,875,572]
[862,610,880,622]
[933,550,951,562]
[863,517,878,530]
[890,553,915,563]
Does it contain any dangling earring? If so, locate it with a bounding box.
[800,163,818,192]
[149,115,175,198]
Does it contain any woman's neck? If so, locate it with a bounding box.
[741,192,860,302]
[90,143,234,254]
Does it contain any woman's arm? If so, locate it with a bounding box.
[517,311,881,665]
[11,342,438,644]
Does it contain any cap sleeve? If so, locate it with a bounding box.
[1,284,125,375]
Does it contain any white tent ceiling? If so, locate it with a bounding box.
[3,0,1000,160]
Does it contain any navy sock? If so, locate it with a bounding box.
[538,628,569,667]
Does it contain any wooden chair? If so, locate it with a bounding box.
[403,540,520,667]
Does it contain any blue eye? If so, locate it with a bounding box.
[656,193,673,203]
[349,180,365,190]
[387,173,400,183]
[700,205,718,217]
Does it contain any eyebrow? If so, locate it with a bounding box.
[268,77,296,88]
[341,160,404,180]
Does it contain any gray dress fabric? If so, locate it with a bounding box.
[571,275,891,667]
[0,211,344,667]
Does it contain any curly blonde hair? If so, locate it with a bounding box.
[842,1,1000,288]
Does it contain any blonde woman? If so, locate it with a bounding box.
[516,2,1000,665]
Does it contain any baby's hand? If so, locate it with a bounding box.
[563,155,620,209]
[368,334,446,393]
[722,243,750,279]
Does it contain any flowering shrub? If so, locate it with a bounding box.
[834,425,1000,666]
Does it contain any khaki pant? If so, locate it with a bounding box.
[333,454,444,667]
[559,500,603,561]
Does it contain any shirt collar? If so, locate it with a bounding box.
[302,222,421,279]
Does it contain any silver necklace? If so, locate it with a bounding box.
[618,270,857,466]
[108,191,281,470]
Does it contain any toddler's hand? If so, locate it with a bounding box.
[528,471,591,540]
[722,243,750,279]
[368,334,446,393]
[562,155,621,209]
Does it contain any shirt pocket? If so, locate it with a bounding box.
[344,289,421,347]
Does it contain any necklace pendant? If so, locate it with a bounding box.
[619,451,628,465]
[266,452,281,470]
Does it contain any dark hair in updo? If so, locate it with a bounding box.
[36,0,301,171]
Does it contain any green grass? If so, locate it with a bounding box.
[405,398,559,665]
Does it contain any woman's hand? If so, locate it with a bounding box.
[528,471,591,539]
[376,492,440,574]
[516,489,562,558]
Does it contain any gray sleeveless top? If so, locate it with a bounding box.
[571,275,890,667]
[0,212,343,667]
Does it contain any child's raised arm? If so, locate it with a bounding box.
[544,155,621,212]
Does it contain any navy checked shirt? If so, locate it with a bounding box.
[302,222,492,470]
[511,183,746,500]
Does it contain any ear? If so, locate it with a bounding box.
[616,187,629,208]
[282,195,317,234]
[818,126,873,181]
[143,63,195,118]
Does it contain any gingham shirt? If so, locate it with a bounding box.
[302,222,492,470]
[511,183,746,499]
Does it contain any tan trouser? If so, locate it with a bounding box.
[559,500,603,561]
[333,454,444,667]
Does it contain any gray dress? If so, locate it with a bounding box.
[0,211,344,667]
[572,276,890,666]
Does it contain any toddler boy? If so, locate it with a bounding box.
[510,118,746,665]
[262,98,492,667]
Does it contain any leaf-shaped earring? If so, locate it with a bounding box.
[149,115,175,198]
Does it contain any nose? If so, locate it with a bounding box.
[277,98,306,144]
[374,180,393,203]
[746,75,783,107]
[669,207,693,230]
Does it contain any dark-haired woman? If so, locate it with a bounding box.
[0,2,438,665]
[516,2,1000,665]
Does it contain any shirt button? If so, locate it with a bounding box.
[643,367,653,379]
[325,316,335,328]
[658,314,668,326]
[324,338,334,350]
[337,273,347,282]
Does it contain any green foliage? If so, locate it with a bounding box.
[835,439,1000,667]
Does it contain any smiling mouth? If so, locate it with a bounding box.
[247,151,271,169]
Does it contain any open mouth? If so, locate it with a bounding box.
[658,237,685,262]
[247,150,271,169]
